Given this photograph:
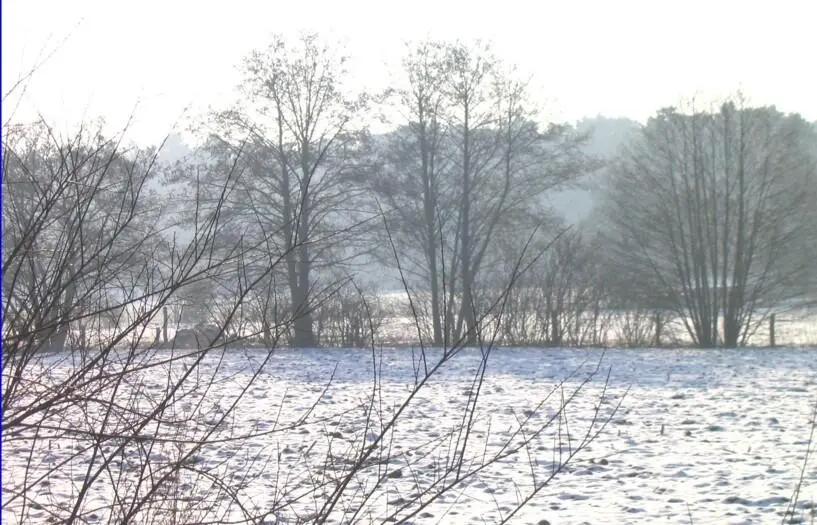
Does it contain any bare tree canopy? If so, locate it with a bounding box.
[185,33,376,348]
[600,97,817,348]
[369,39,597,347]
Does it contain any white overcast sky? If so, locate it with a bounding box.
[3,0,816,146]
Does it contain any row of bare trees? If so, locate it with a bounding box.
[151,36,817,351]
[150,35,596,350]
[5,36,816,356]
[371,41,593,348]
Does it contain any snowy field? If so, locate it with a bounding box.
[4,347,817,524]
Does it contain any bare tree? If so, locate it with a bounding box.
[494,228,617,347]
[601,97,817,347]
[2,120,168,354]
[199,33,374,348]
[372,39,593,347]
[376,41,451,346]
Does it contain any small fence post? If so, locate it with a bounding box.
[769,313,776,348]
[162,306,169,344]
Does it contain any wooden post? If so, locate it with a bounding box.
[162,306,169,344]
[769,313,776,348]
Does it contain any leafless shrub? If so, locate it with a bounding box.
[2,119,286,524]
[493,230,616,347]
[314,278,388,348]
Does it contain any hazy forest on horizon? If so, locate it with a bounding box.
[4,33,817,352]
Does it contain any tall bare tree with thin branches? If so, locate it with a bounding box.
[191,33,375,348]
[371,40,594,347]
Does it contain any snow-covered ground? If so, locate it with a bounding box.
[4,347,817,524]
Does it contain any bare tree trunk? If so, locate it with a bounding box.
[421,114,443,346]
[460,103,477,346]
[769,313,776,348]
[293,154,316,347]
[550,308,561,347]
[49,280,76,352]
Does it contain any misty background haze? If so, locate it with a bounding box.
[4,0,816,144]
